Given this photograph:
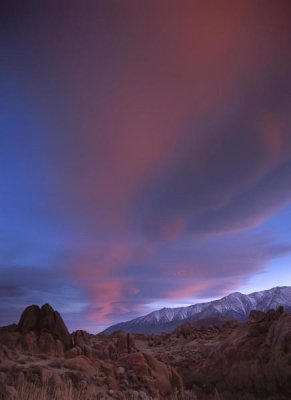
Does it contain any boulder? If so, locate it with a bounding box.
[64,355,99,375]
[119,351,183,397]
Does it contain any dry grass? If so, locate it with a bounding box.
[9,380,204,400]
[12,380,96,400]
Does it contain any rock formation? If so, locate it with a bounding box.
[0,304,291,399]
[18,303,71,348]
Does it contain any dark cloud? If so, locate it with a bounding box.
[189,158,291,234]
[133,77,291,236]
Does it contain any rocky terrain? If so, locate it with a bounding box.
[0,304,291,399]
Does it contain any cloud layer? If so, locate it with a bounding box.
[1,1,291,331]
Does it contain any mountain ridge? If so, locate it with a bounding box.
[103,286,291,334]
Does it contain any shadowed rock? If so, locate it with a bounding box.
[175,322,196,338]
[18,303,71,348]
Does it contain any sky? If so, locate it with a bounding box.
[1,0,291,332]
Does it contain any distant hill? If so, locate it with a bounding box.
[103,286,291,334]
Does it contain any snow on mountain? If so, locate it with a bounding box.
[103,286,291,334]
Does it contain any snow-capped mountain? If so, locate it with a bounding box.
[103,286,291,334]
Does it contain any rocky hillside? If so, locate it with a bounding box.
[0,304,183,400]
[0,303,291,399]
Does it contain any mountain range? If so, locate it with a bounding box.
[104,286,291,334]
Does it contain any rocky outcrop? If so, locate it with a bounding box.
[18,304,71,348]
[193,308,291,399]
[0,304,184,399]
[1,304,291,399]
[119,351,183,398]
[0,303,72,357]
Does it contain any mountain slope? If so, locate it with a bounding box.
[103,286,291,334]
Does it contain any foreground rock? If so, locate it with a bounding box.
[197,307,291,399]
[153,307,291,399]
[0,304,291,399]
[0,304,183,399]
[18,303,71,348]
